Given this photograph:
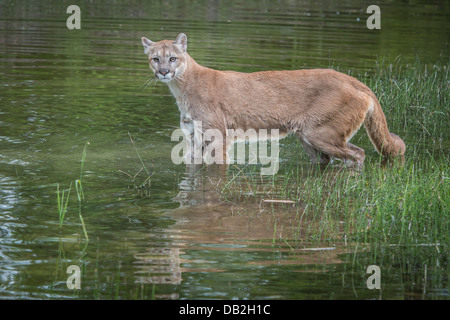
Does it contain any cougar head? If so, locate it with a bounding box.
[141,33,188,83]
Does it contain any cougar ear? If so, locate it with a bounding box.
[141,37,153,54]
[174,33,187,53]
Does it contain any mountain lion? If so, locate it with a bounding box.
[141,33,405,165]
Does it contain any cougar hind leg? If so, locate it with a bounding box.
[319,141,365,165]
[297,134,331,164]
[298,132,365,165]
[346,142,365,164]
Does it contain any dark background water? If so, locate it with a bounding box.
[0,0,448,299]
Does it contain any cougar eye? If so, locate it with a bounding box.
[169,57,177,62]
[153,57,160,63]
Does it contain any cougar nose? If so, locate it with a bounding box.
[159,68,169,76]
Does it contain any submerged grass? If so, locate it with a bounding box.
[220,59,449,251]
[57,181,72,229]
[118,132,154,197]
[56,142,90,242]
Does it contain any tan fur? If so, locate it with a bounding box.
[141,33,406,164]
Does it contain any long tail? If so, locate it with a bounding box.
[364,96,406,157]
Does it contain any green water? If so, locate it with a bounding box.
[0,0,448,299]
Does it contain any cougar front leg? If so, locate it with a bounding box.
[203,129,229,165]
[180,114,197,163]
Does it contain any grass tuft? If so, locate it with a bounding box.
[56,142,90,242]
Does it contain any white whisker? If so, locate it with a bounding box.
[138,76,152,89]
[139,76,157,91]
